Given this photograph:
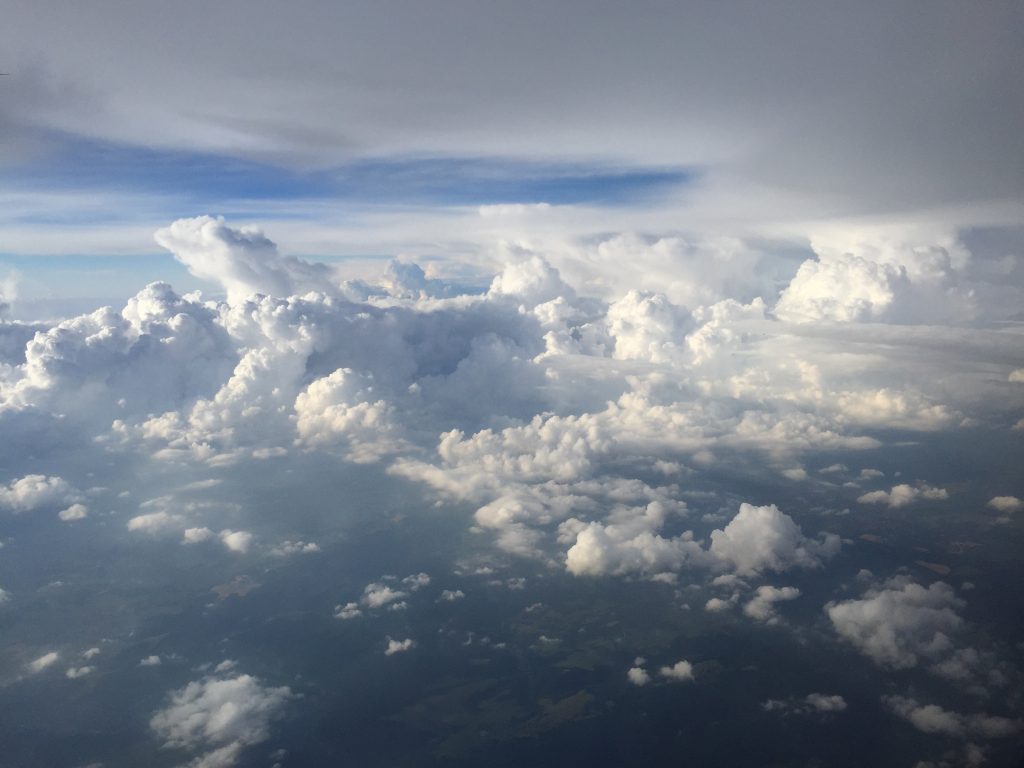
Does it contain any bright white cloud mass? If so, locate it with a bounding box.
[0,4,1022,766]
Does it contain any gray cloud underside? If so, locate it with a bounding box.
[1,1,1022,218]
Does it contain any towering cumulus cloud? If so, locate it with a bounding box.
[0,214,1022,766]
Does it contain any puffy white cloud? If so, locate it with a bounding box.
[487,255,574,308]
[139,655,161,667]
[775,253,909,323]
[361,583,407,609]
[183,527,215,544]
[334,602,361,620]
[857,483,948,508]
[150,671,292,768]
[805,693,848,713]
[627,666,650,686]
[0,587,10,604]
[987,496,1022,513]
[564,501,704,577]
[709,504,840,576]
[774,235,982,326]
[293,368,407,463]
[154,216,334,304]
[884,696,1020,739]
[705,596,735,613]
[439,589,465,601]
[384,637,415,656]
[402,573,431,590]
[128,511,184,533]
[65,666,94,679]
[658,660,694,682]
[826,577,964,668]
[58,503,88,521]
[606,290,692,364]
[0,474,76,514]
[27,651,59,674]
[743,585,801,622]
[219,530,253,554]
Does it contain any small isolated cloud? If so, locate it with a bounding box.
[82,647,101,659]
[763,693,848,715]
[219,530,253,554]
[709,503,840,576]
[150,670,292,768]
[384,637,415,656]
[1007,369,1024,383]
[268,540,320,556]
[0,475,76,514]
[334,602,361,620]
[743,585,801,622]
[658,660,694,682]
[705,596,735,613]
[58,503,88,521]
[826,577,963,668]
[182,527,215,544]
[128,510,183,533]
[0,587,10,604]
[361,583,407,609]
[27,651,60,674]
[139,655,162,667]
[402,573,431,591]
[66,666,95,679]
[987,496,1022,513]
[806,693,848,712]
[884,696,1020,740]
[627,666,651,686]
[857,483,948,508]
[439,589,465,601]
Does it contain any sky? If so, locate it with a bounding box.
[1,3,1024,768]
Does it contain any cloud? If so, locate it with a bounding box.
[763,693,847,715]
[742,585,801,622]
[268,540,320,557]
[658,660,694,682]
[0,474,76,514]
[987,496,1022,513]
[384,637,415,656]
[401,573,431,591]
[857,483,949,508]
[58,503,88,521]
[627,667,651,686]
[154,216,334,304]
[361,583,408,609]
[150,670,292,768]
[128,511,184,533]
[219,530,253,554]
[884,696,1020,740]
[334,602,361,620]
[709,503,840,576]
[27,651,59,674]
[705,597,735,613]
[183,527,215,544]
[826,577,964,668]
[139,655,161,667]
[65,666,94,679]
[563,502,704,577]
[439,589,465,602]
